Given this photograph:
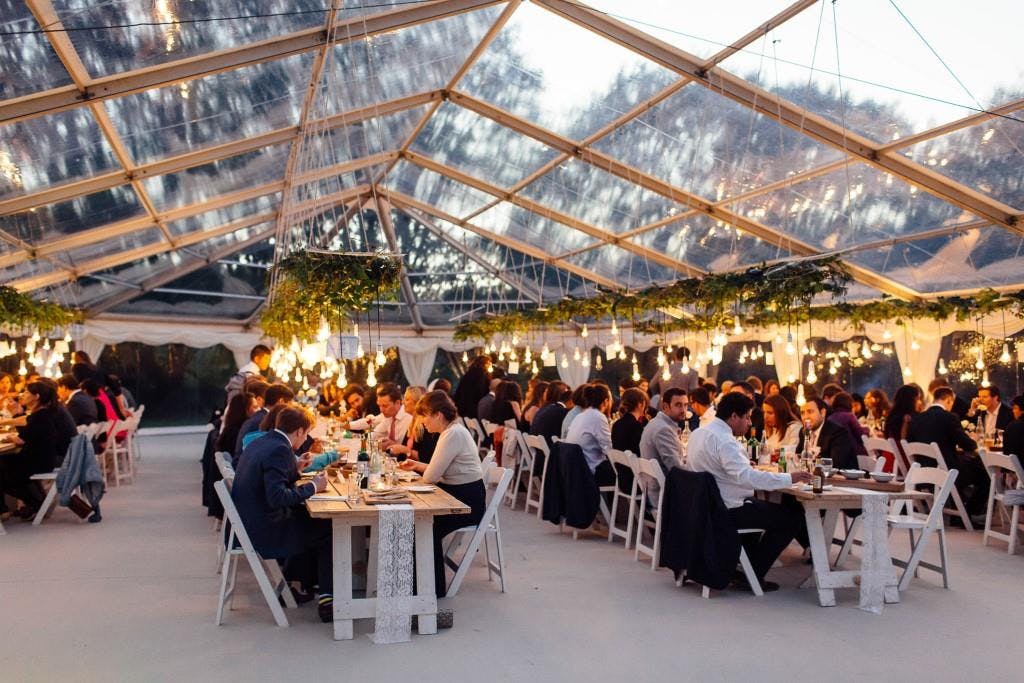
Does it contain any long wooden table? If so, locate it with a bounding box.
[306,476,470,641]
[783,482,930,613]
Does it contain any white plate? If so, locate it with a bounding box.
[407,485,436,493]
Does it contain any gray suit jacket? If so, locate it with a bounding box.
[640,411,683,476]
[66,390,98,426]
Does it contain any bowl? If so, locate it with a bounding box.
[869,471,895,483]
[839,469,864,480]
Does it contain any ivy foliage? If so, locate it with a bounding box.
[0,286,76,333]
[261,250,402,343]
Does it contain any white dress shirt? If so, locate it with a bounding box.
[698,405,716,427]
[372,406,412,443]
[765,421,801,452]
[564,407,612,473]
[686,417,793,509]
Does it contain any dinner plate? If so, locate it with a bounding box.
[407,485,436,493]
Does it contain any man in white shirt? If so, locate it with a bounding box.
[687,393,810,590]
[225,344,272,402]
[373,383,413,448]
[689,387,716,428]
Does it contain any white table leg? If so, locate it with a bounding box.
[332,519,354,641]
[804,508,836,607]
[414,512,438,635]
[857,494,898,612]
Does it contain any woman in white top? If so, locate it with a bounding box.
[399,390,484,596]
[564,384,616,486]
[762,394,801,452]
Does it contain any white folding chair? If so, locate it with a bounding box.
[524,434,551,519]
[901,440,973,530]
[981,450,1024,554]
[633,458,667,569]
[888,467,958,591]
[506,429,538,511]
[28,470,61,526]
[213,451,234,566]
[480,450,496,482]
[862,435,901,475]
[443,466,512,597]
[481,419,499,438]
[100,420,134,487]
[606,449,641,549]
[462,417,484,449]
[212,480,296,627]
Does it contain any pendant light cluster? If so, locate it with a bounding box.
[0,328,74,379]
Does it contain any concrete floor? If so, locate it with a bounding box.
[1,434,1021,682]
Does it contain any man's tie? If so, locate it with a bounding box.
[388,417,396,441]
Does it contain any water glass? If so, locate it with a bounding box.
[346,472,361,503]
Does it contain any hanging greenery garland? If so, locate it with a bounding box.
[261,250,402,343]
[454,256,1024,342]
[454,256,851,340]
[0,285,76,333]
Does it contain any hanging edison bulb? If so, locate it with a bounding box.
[541,342,550,361]
[662,365,671,381]
[524,347,533,363]
[861,339,872,359]
[580,324,588,338]
[756,344,764,358]
[1000,343,1012,364]
[902,365,912,379]
[680,356,690,374]
[910,338,921,351]
[937,358,948,375]
[356,342,365,359]
[617,349,627,361]
[631,363,641,381]
[560,354,569,369]
[511,333,520,346]
[573,347,581,361]
[981,369,991,388]
[795,383,806,406]
[531,361,539,375]
[366,361,378,388]
[829,360,838,376]
[374,343,386,367]
[807,344,817,357]
[336,368,347,388]
[302,375,310,391]
[975,353,985,370]
[582,354,590,368]
[509,349,518,361]
[882,327,893,340]
[610,319,619,337]
[806,360,818,384]
[461,351,469,363]
[732,318,743,336]
[801,342,809,355]
[293,367,302,383]
[657,348,666,366]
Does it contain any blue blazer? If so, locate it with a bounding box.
[230,430,317,559]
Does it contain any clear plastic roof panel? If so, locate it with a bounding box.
[631,213,793,272]
[319,5,503,116]
[0,107,119,201]
[0,0,73,99]
[1,186,143,245]
[902,113,1024,211]
[51,0,327,79]
[460,2,678,140]
[141,143,290,210]
[519,159,681,234]
[104,53,312,165]
[591,84,845,202]
[721,0,1024,143]
[724,162,978,251]
[3,0,1020,315]
[410,102,560,189]
[847,225,1024,294]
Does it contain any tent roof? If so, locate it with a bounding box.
[2,0,1022,329]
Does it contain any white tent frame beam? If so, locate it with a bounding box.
[374,195,425,331]
[534,0,1022,234]
[0,0,504,125]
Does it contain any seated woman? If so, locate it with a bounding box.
[493,380,528,431]
[611,387,648,456]
[523,381,550,427]
[0,381,77,518]
[398,391,485,597]
[827,392,869,456]
[762,394,801,453]
[386,386,438,463]
[217,391,257,455]
[317,381,344,417]
[230,406,333,621]
[564,383,615,487]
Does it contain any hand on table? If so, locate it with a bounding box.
[398,459,422,472]
[297,452,313,471]
[311,473,328,493]
[790,471,813,485]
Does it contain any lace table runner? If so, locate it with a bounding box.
[371,504,415,644]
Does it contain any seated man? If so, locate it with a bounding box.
[687,393,810,591]
[638,387,688,504]
[57,374,98,426]
[371,383,413,450]
[796,398,856,470]
[688,387,715,431]
[230,406,333,621]
[967,384,1014,435]
[1004,395,1024,459]
[531,381,570,448]
[908,386,988,519]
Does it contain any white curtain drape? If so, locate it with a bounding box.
[80,339,106,365]
[398,346,438,388]
[557,359,591,388]
[770,338,802,384]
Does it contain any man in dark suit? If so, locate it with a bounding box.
[230,406,333,621]
[531,381,570,450]
[1002,396,1024,460]
[56,374,97,426]
[967,384,1014,435]
[234,382,292,465]
[476,378,501,424]
[796,398,855,470]
[908,386,988,517]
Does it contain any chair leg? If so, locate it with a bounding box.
[702,585,711,599]
[937,529,950,589]
[624,495,636,551]
[32,481,58,526]
[447,526,489,598]
[264,559,297,609]
[493,520,507,593]
[950,489,973,531]
[836,516,861,566]
[983,484,996,545]
[898,529,933,592]
[650,516,663,571]
[607,493,619,543]
[738,549,763,597]
[484,533,494,582]
[215,548,234,625]
[1009,505,1020,555]
[226,555,240,609]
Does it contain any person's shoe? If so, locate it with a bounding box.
[437,608,454,629]
[732,572,779,593]
[290,585,315,605]
[969,513,988,527]
[317,595,334,623]
[15,506,37,520]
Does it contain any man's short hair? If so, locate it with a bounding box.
[932,386,955,403]
[264,383,295,406]
[717,392,754,420]
[674,346,690,361]
[928,377,949,392]
[701,381,717,396]
[1011,395,1024,412]
[275,405,313,433]
[376,382,402,402]
[57,374,79,390]
[662,387,687,406]
[618,377,638,390]
[246,380,270,399]
[745,376,763,392]
[250,344,272,360]
[689,387,711,406]
[980,384,1002,399]
[821,383,843,400]
[806,397,828,412]
[731,381,755,398]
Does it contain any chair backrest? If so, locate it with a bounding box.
[480,450,496,480]
[462,417,483,446]
[905,466,959,526]
[980,450,1024,494]
[214,451,235,485]
[607,448,635,470]
[634,457,666,511]
[900,440,947,471]
[481,419,499,436]
[524,433,550,459]
[504,418,517,430]
[213,480,258,555]
[482,466,513,517]
[134,404,145,420]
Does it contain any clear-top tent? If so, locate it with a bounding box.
[2,0,1023,330]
